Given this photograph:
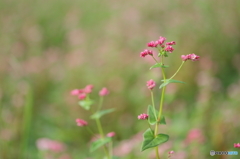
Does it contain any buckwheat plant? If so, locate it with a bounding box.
[138,36,200,159]
[71,85,115,159]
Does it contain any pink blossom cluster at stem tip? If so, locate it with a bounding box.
[181,53,200,61]
[99,87,109,96]
[138,113,149,120]
[234,143,240,148]
[70,84,94,100]
[107,132,116,137]
[76,118,88,126]
[146,79,156,90]
[140,36,176,58]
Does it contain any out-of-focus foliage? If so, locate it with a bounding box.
[0,0,240,159]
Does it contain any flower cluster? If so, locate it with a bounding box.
[36,138,66,152]
[181,53,200,61]
[234,143,240,148]
[76,118,88,127]
[140,36,176,58]
[138,113,149,120]
[146,79,156,90]
[71,84,94,100]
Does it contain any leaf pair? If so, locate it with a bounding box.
[150,63,169,70]
[141,128,169,151]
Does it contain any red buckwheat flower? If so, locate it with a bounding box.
[140,49,153,57]
[138,113,149,120]
[147,41,158,47]
[164,45,174,53]
[166,41,176,45]
[146,79,156,90]
[107,132,116,137]
[76,118,88,126]
[84,84,94,94]
[181,54,200,61]
[99,87,109,96]
[158,36,166,45]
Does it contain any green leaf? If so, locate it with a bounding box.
[150,63,169,70]
[148,105,158,125]
[78,100,94,110]
[91,108,115,119]
[159,116,166,125]
[141,128,169,151]
[90,137,111,152]
[159,79,186,89]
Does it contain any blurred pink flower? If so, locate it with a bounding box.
[84,84,94,93]
[78,93,86,100]
[169,150,174,154]
[99,87,109,96]
[185,128,205,144]
[70,89,84,95]
[138,113,148,120]
[76,118,88,126]
[166,41,176,45]
[146,79,156,90]
[107,132,116,137]
[36,138,65,152]
[234,143,240,148]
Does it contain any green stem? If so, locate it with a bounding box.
[97,96,104,111]
[169,61,185,80]
[151,55,159,63]
[150,91,157,121]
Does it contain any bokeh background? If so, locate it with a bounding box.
[1,0,240,159]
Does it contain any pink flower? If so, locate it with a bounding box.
[84,84,94,94]
[181,54,200,61]
[166,41,176,45]
[76,118,88,126]
[168,150,174,154]
[140,49,153,57]
[107,132,116,137]
[36,138,65,152]
[138,113,148,120]
[147,41,158,47]
[234,143,240,148]
[164,45,174,53]
[158,36,166,45]
[71,89,84,95]
[146,79,156,90]
[78,93,86,100]
[185,128,205,144]
[99,87,109,96]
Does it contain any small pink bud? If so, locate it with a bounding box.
[71,89,82,95]
[146,79,156,90]
[138,113,148,120]
[166,41,176,45]
[158,36,166,45]
[189,53,200,61]
[181,55,189,61]
[99,87,109,96]
[107,132,116,137]
[76,118,88,126]
[164,45,174,53]
[168,150,174,154]
[78,93,86,100]
[84,84,94,94]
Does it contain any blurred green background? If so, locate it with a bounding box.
[0,0,240,159]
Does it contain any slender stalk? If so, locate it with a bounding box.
[169,61,185,80]
[97,96,104,111]
[151,56,159,63]
[154,55,167,159]
[95,96,110,159]
[150,91,157,120]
